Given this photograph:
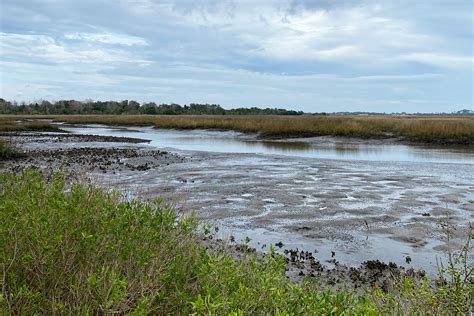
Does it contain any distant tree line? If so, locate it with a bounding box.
[0,99,304,116]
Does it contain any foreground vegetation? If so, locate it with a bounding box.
[1,170,472,314]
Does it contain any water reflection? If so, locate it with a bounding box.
[252,141,312,151]
[61,125,474,164]
[253,141,382,155]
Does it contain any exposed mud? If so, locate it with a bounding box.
[1,132,150,145]
[4,147,184,175]
[201,232,427,291]
[99,150,472,274]
[1,132,185,181]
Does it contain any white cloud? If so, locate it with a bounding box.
[0,57,463,112]
[155,1,472,72]
[64,32,148,46]
[236,4,442,63]
[394,52,473,70]
[346,73,443,82]
[0,32,150,66]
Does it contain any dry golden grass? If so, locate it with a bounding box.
[1,115,473,144]
[0,116,61,132]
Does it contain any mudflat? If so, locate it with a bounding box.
[1,127,473,280]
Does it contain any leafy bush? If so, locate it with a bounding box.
[0,169,199,314]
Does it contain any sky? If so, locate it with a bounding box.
[0,0,472,113]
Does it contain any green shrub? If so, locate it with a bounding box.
[0,169,200,314]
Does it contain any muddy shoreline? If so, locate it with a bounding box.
[265,134,474,147]
[0,131,151,144]
[1,129,472,288]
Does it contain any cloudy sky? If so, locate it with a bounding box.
[1,0,472,112]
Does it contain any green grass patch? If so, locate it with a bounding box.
[0,170,472,314]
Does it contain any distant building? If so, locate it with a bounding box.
[455,109,474,115]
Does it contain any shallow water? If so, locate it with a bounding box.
[61,124,474,164]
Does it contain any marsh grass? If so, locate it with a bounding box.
[1,170,472,314]
[12,114,473,144]
[0,117,62,132]
[0,140,24,159]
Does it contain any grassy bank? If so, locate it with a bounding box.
[6,114,473,144]
[1,170,472,314]
[0,117,62,132]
